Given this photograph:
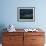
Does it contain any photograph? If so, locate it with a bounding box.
[17,7,35,22]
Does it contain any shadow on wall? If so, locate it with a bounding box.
[0,24,7,43]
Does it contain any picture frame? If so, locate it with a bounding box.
[17,7,35,22]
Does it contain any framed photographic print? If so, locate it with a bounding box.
[17,7,35,22]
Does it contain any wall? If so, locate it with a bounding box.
[0,0,46,30]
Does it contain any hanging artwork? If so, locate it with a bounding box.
[17,7,35,22]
